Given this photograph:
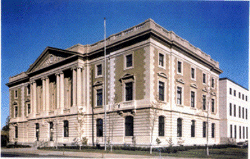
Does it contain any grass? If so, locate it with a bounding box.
[40,146,248,159]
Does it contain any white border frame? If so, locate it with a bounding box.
[124,52,134,70]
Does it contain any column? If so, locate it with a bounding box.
[82,67,85,106]
[60,71,64,109]
[46,77,50,111]
[21,85,25,118]
[72,67,77,107]
[42,78,46,111]
[30,82,33,116]
[33,81,37,114]
[56,73,60,109]
[77,66,82,106]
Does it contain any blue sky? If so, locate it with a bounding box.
[1,1,249,127]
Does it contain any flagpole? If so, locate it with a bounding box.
[104,17,107,151]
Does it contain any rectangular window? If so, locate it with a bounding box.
[36,123,39,141]
[211,99,215,113]
[14,90,18,98]
[203,95,206,110]
[246,127,248,139]
[96,64,102,76]
[177,87,182,105]
[229,103,232,116]
[246,96,248,101]
[234,90,236,96]
[177,61,182,74]
[96,119,103,137]
[239,92,241,98]
[125,82,133,101]
[159,81,164,101]
[239,126,241,139]
[230,124,232,138]
[177,118,182,137]
[242,94,244,100]
[159,116,165,136]
[234,125,237,139]
[191,91,195,108]
[212,123,215,138]
[239,106,241,118]
[191,120,195,137]
[15,126,18,138]
[96,89,103,106]
[126,54,133,68]
[64,120,69,137]
[203,73,206,84]
[242,107,244,119]
[28,104,31,114]
[15,106,18,118]
[49,122,53,141]
[203,122,207,138]
[246,109,248,120]
[191,68,195,79]
[211,78,214,88]
[234,104,236,117]
[159,53,164,67]
[229,88,232,95]
[243,126,245,139]
[27,85,30,95]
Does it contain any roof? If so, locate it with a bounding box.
[219,77,249,91]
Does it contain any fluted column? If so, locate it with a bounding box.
[72,67,77,107]
[21,85,25,118]
[42,77,46,111]
[56,73,60,109]
[45,76,50,111]
[77,66,82,106]
[60,71,64,109]
[32,81,37,114]
[30,82,33,116]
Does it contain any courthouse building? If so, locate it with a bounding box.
[219,78,249,144]
[6,19,222,147]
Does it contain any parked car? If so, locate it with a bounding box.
[237,141,248,148]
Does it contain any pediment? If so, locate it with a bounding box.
[27,47,77,73]
[93,81,103,87]
[202,87,207,92]
[211,92,216,96]
[190,83,198,89]
[176,78,185,84]
[119,73,134,83]
[157,72,168,79]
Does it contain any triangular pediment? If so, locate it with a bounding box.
[27,47,78,73]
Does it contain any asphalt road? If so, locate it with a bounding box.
[1,152,80,158]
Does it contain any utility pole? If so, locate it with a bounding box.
[104,17,107,151]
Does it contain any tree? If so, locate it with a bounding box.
[2,116,10,131]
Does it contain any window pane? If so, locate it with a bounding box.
[212,123,215,138]
[203,95,206,110]
[97,64,102,76]
[64,121,69,137]
[159,82,164,101]
[125,116,133,136]
[234,125,237,139]
[159,116,165,136]
[159,53,164,66]
[97,119,103,137]
[15,126,18,138]
[191,120,195,137]
[191,91,195,107]
[125,82,133,101]
[97,89,103,106]
[177,61,182,73]
[191,68,195,79]
[203,122,206,138]
[203,74,206,83]
[126,54,132,67]
[177,118,182,137]
[36,123,39,141]
[177,87,182,105]
[211,99,214,113]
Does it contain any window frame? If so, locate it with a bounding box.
[15,126,18,138]
[211,123,215,138]
[36,123,39,141]
[229,103,232,116]
[14,90,18,99]
[191,67,196,80]
[242,107,244,119]
[177,118,182,137]
[64,120,69,137]
[177,60,183,75]
[230,124,232,138]
[239,126,241,139]
[229,88,232,95]
[49,122,53,141]
[27,85,30,96]
[96,88,103,107]
[191,91,195,108]
[158,116,165,136]
[27,103,31,115]
[125,82,133,101]
[202,95,206,110]
[203,121,207,138]
[158,53,165,68]
[158,81,165,101]
[96,119,103,137]
[124,53,134,70]
[211,78,215,88]
[234,90,236,96]
[95,64,103,78]
[234,125,237,139]
[191,120,195,137]
[202,73,206,84]
[239,106,241,118]
[125,116,134,136]
[176,86,183,105]
[234,104,236,117]
[14,105,18,118]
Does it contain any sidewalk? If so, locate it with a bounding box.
[1,148,203,158]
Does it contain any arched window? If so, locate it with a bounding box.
[191,120,195,137]
[159,116,165,136]
[125,116,133,136]
[177,118,182,137]
[96,119,103,137]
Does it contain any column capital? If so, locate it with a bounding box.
[77,66,82,69]
[71,65,77,70]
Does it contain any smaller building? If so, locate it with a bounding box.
[219,78,249,144]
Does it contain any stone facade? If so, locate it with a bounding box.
[219,78,249,144]
[6,19,222,147]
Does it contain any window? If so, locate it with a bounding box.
[96,64,102,76]
[203,122,207,138]
[27,85,30,95]
[229,88,232,95]
[14,105,18,118]
[239,126,241,139]
[126,54,133,68]
[177,61,182,74]
[242,107,244,119]
[28,104,31,114]
[191,120,195,137]
[246,96,248,101]
[239,92,241,99]
[49,122,53,141]
[202,95,206,110]
[239,106,241,118]
[246,109,248,120]
[203,73,206,84]
[96,89,103,106]
[230,124,232,138]
[159,116,165,136]
[234,125,237,139]
[211,78,214,88]
[64,120,69,137]
[96,119,103,137]
[159,53,164,67]
[191,91,195,108]
[177,87,182,105]
[191,68,195,79]
[243,126,245,139]
[15,126,18,138]
[212,123,215,138]
[229,103,232,116]
[36,123,39,141]
[125,82,133,101]
[234,90,236,96]
[242,94,244,100]
[177,118,182,137]
[211,99,215,113]
[234,104,236,117]
[125,116,133,136]
[159,81,165,101]
[246,127,248,139]
[14,90,18,98]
